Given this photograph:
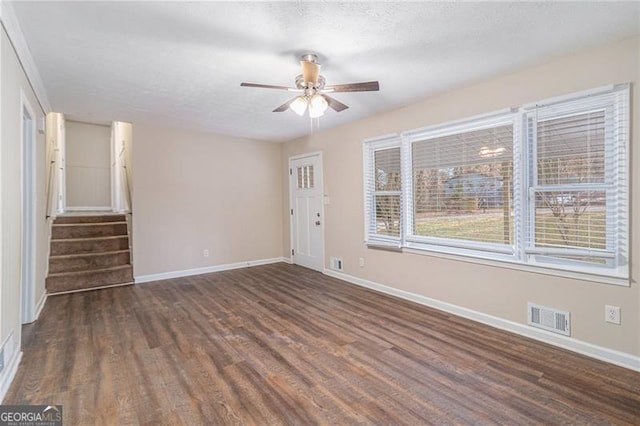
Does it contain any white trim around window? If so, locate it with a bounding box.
[363,84,630,285]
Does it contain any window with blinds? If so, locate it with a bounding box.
[364,136,402,244]
[363,84,629,282]
[409,120,515,249]
[524,88,628,273]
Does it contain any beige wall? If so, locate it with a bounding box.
[0,27,47,358]
[65,120,111,208]
[281,36,640,356]
[132,124,283,277]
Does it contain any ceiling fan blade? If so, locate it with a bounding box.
[241,82,297,91]
[322,94,349,112]
[273,97,297,112]
[301,61,320,86]
[324,81,380,93]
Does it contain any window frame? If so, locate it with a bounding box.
[362,84,630,285]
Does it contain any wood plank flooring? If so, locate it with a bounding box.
[5,263,640,425]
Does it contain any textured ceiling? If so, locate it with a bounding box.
[11,1,640,142]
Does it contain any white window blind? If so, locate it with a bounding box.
[524,87,629,275]
[364,136,402,244]
[408,118,515,251]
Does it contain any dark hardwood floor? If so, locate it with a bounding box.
[5,263,640,424]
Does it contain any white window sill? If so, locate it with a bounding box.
[400,245,629,287]
[366,240,403,252]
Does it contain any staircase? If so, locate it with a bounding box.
[46,214,134,294]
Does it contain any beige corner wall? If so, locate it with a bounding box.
[0,27,47,354]
[281,36,640,357]
[132,124,283,278]
[65,120,111,208]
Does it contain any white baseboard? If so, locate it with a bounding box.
[0,350,22,404]
[323,269,640,372]
[281,256,293,264]
[135,257,287,284]
[34,290,47,321]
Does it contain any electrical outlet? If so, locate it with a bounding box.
[203,249,209,257]
[359,257,365,267]
[605,305,621,324]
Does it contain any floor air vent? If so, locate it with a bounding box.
[528,303,570,336]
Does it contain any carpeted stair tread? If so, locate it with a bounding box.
[53,220,127,228]
[47,264,132,277]
[50,235,129,242]
[50,249,130,259]
[51,222,128,239]
[54,215,126,224]
[49,250,131,274]
[50,235,130,256]
[46,265,133,294]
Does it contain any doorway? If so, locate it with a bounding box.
[21,100,36,324]
[289,152,324,272]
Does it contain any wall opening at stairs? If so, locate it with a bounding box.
[46,116,133,216]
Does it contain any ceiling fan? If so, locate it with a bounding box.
[241,54,379,118]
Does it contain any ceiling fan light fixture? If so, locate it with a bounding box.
[240,52,380,117]
[290,96,308,116]
[308,94,328,118]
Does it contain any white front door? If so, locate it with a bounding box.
[289,153,324,272]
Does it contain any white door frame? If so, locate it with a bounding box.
[20,92,37,324]
[288,151,325,272]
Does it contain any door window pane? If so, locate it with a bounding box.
[297,165,315,189]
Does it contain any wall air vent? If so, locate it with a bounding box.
[329,257,343,271]
[528,303,570,336]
